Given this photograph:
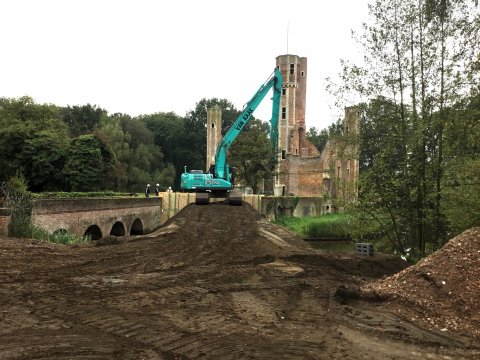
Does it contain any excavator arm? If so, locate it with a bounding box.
[214,68,283,180]
[180,68,283,205]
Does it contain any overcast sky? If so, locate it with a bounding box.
[1,0,370,131]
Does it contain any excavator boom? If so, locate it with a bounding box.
[180,68,283,205]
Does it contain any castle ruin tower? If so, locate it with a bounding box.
[276,54,307,157]
[206,105,222,172]
[275,55,320,196]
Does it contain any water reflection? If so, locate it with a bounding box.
[307,240,353,253]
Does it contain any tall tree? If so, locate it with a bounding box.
[62,104,107,137]
[0,97,68,189]
[306,118,344,153]
[97,113,168,193]
[329,0,480,256]
[229,119,271,194]
[63,135,114,191]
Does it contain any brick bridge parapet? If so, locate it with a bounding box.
[0,194,330,239]
[31,197,162,240]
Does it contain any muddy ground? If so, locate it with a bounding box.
[0,203,479,359]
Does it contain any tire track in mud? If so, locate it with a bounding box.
[1,203,479,359]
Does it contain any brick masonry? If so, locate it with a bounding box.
[1,194,323,238]
[31,197,163,239]
[274,54,359,209]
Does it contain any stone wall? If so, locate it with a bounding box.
[261,196,324,221]
[31,197,163,239]
[1,194,326,239]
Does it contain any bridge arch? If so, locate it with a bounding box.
[130,218,144,235]
[110,221,126,236]
[84,225,102,240]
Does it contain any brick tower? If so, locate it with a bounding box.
[275,54,320,196]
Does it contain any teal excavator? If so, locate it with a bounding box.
[180,68,283,205]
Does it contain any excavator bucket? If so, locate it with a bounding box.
[195,193,210,205]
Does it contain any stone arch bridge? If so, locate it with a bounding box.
[0,194,326,240]
[31,198,163,240]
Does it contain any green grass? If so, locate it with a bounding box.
[32,191,131,198]
[274,213,352,239]
[31,226,91,245]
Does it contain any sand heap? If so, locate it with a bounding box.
[362,227,480,338]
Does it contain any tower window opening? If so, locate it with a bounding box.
[281,150,286,159]
[301,71,305,77]
[282,88,286,96]
[290,64,294,75]
[212,123,215,128]
[281,107,286,119]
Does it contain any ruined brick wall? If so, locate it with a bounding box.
[282,155,323,196]
[275,105,359,208]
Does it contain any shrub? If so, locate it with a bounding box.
[31,226,91,245]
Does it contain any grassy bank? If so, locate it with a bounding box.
[31,226,91,245]
[274,214,352,239]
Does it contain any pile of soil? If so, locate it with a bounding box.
[0,203,479,359]
[362,227,480,339]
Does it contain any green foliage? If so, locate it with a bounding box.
[19,130,69,191]
[275,213,353,239]
[0,97,65,187]
[63,135,114,191]
[306,118,344,153]
[2,173,33,238]
[327,0,480,258]
[62,104,107,137]
[229,119,272,194]
[31,226,91,245]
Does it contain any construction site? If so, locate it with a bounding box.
[0,203,479,359]
[0,54,479,359]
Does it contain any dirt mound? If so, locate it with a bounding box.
[362,227,480,338]
[0,203,478,359]
[152,202,314,264]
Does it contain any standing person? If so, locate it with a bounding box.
[155,183,160,196]
[145,184,150,197]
